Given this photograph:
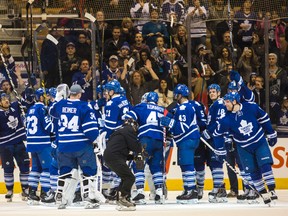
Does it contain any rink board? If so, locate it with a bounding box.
[0,138,287,193]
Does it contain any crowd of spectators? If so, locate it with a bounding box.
[1,0,288,133]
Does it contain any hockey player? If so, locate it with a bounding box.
[104,118,143,211]
[101,79,131,200]
[26,88,54,204]
[49,84,100,209]
[202,83,228,203]
[190,99,207,200]
[160,84,200,204]
[124,91,166,204]
[213,92,278,205]
[0,92,30,202]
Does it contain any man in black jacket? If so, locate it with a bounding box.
[103,118,143,211]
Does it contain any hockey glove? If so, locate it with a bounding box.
[201,129,212,141]
[224,137,234,152]
[214,148,227,162]
[230,70,243,87]
[135,153,145,170]
[160,116,175,129]
[267,132,277,147]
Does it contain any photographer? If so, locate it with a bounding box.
[103,118,143,211]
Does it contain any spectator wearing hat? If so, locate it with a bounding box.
[118,42,134,72]
[101,55,122,84]
[61,42,82,87]
[192,44,217,79]
[103,26,126,63]
[71,59,93,101]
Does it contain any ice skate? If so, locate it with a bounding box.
[177,190,198,204]
[270,190,278,204]
[149,192,156,200]
[216,186,228,203]
[197,187,204,200]
[176,190,188,203]
[21,188,29,201]
[154,188,164,204]
[132,189,146,205]
[105,188,118,204]
[40,190,56,206]
[71,190,84,207]
[116,195,136,211]
[208,188,219,203]
[83,198,100,209]
[5,190,13,202]
[27,189,40,205]
[247,190,260,204]
[237,188,250,203]
[261,192,272,206]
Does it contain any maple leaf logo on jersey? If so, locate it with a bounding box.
[238,120,253,136]
[279,114,288,125]
[7,115,19,130]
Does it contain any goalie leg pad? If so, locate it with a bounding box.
[56,169,79,207]
[81,175,105,205]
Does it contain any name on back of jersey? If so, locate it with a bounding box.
[62,107,77,114]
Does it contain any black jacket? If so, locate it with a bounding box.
[103,125,142,162]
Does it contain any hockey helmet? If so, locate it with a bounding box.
[141,92,149,103]
[223,92,241,103]
[208,84,221,92]
[173,84,189,97]
[35,88,46,100]
[119,87,126,96]
[146,92,159,103]
[105,79,121,93]
[48,87,57,99]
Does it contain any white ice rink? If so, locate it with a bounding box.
[1,190,287,216]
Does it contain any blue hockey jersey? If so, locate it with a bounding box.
[103,95,130,137]
[0,102,26,146]
[171,100,200,144]
[206,98,227,133]
[125,102,165,140]
[213,102,276,150]
[26,102,53,152]
[189,100,207,131]
[49,99,99,152]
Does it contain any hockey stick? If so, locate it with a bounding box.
[20,36,34,89]
[46,33,62,84]
[200,137,270,205]
[0,52,26,120]
[34,23,48,105]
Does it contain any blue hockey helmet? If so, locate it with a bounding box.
[228,81,238,92]
[105,79,121,93]
[119,87,126,96]
[146,92,159,103]
[48,87,57,99]
[173,84,189,97]
[141,92,149,103]
[223,92,241,103]
[35,88,45,100]
[208,84,221,92]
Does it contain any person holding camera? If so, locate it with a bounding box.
[103,118,143,211]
